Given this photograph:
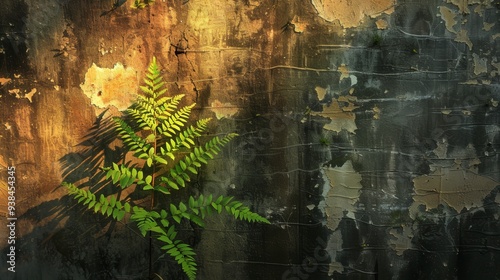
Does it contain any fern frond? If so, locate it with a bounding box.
[63,57,269,280]
[103,162,154,190]
[128,98,156,131]
[160,133,238,191]
[207,194,270,224]
[158,94,184,113]
[169,194,270,226]
[131,206,198,280]
[171,118,211,149]
[169,194,215,227]
[157,104,194,137]
[223,200,270,224]
[160,240,197,280]
[113,117,151,152]
[63,182,131,221]
[143,57,163,98]
[130,206,164,236]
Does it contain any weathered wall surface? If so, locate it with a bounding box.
[0,0,499,279]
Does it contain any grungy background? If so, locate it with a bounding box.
[0,0,499,279]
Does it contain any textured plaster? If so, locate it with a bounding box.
[311,0,394,28]
[1,0,499,278]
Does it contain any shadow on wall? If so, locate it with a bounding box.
[4,112,188,280]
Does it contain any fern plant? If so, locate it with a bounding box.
[63,57,270,280]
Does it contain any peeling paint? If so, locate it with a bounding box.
[312,83,358,133]
[315,86,328,101]
[325,230,344,275]
[25,88,37,103]
[441,108,452,115]
[322,160,362,231]
[0,77,11,85]
[372,105,381,119]
[410,163,499,218]
[338,64,350,81]
[473,0,494,16]
[210,100,239,119]
[80,63,139,112]
[491,58,500,77]
[389,225,415,256]
[312,98,358,133]
[472,53,488,75]
[483,22,495,31]
[321,160,363,275]
[375,18,388,29]
[438,6,457,33]
[446,0,477,14]
[433,139,448,159]
[311,0,394,28]
[455,29,473,50]
[290,16,306,33]
[8,88,21,98]
[6,88,37,102]
[2,0,500,278]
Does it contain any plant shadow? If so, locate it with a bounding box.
[8,111,178,280]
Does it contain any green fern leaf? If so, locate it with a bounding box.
[62,57,269,280]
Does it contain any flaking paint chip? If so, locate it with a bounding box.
[80,63,139,112]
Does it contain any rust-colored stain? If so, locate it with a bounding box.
[311,0,394,28]
[14,105,34,140]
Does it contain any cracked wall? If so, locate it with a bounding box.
[0,0,499,279]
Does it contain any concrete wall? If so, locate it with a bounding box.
[0,0,499,279]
